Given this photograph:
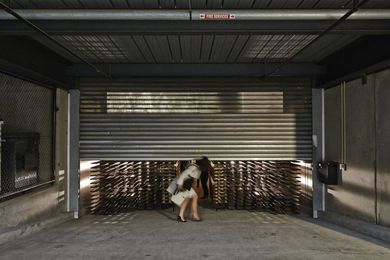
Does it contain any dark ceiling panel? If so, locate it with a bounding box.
[315,0,348,8]
[236,35,271,63]
[180,35,195,62]
[191,0,208,9]
[110,36,146,63]
[176,0,189,8]
[42,33,362,65]
[9,0,390,8]
[364,0,390,8]
[110,0,130,8]
[210,35,237,62]
[159,0,176,8]
[132,35,157,63]
[207,0,223,8]
[223,0,243,8]
[298,0,319,8]
[283,0,307,8]
[294,34,359,62]
[190,35,203,63]
[252,0,273,8]
[167,35,182,62]
[144,35,172,63]
[199,35,215,63]
[226,35,251,63]
[81,0,113,8]
[236,0,255,9]
[267,0,290,8]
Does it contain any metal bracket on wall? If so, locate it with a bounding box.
[339,163,347,171]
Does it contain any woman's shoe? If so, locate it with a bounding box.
[177,216,187,223]
[191,215,202,222]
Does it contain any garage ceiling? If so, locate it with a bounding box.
[52,34,316,63]
[1,0,389,85]
[47,33,359,64]
[8,0,390,9]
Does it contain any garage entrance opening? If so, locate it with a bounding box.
[83,160,309,215]
[78,78,312,216]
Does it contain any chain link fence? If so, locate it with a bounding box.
[0,73,54,200]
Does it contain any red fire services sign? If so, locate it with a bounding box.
[199,13,236,20]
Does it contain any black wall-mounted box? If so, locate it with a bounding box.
[318,161,340,185]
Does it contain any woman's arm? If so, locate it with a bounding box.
[177,167,191,186]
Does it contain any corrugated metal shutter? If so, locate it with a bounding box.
[79,78,312,161]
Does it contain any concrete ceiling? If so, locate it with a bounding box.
[8,0,390,9]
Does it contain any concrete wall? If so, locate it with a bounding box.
[0,76,69,232]
[324,67,390,227]
[375,69,390,227]
[0,186,60,230]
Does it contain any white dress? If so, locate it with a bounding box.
[176,164,201,198]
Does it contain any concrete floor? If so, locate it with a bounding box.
[0,208,389,260]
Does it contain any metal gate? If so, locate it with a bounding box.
[79,78,312,161]
[0,73,54,199]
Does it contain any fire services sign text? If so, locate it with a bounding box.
[199,13,236,20]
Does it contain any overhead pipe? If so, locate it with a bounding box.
[0,9,190,20]
[0,9,390,21]
[192,9,390,20]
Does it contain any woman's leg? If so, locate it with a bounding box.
[179,198,190,220]
[191,193,200,219]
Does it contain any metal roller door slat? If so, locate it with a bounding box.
[79,78,312,160]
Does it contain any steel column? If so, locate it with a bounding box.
[67,89,80,218]
[312,87,326,218]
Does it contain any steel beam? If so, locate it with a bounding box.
[2,20,390,35]
[65,63,325,77]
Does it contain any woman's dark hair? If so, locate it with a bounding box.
[197,156,209,172]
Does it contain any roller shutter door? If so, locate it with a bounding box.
[79,78,312,160]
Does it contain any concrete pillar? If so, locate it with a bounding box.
[55,89,68,212]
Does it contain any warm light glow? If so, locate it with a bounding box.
[80,160,99,172]
[300,175,313,188]
[80,177,91,190]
